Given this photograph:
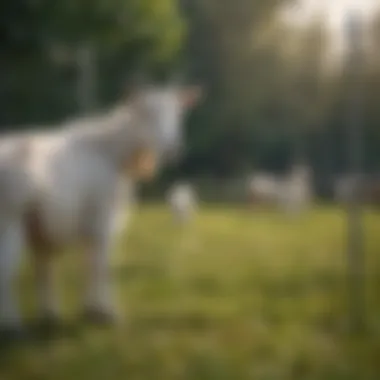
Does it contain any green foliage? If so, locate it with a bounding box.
[0,0,186,126]
[0,0,185,58]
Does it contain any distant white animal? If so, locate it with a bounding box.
[248,165,313,214]
[0,82,203,337]
[167,182,197,224]
[247,173,279,205]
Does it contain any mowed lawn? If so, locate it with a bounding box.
[1,204,380,380]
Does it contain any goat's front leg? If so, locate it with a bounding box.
[0,219,25,338]
[82,215,118,326]
[33,252,60,328]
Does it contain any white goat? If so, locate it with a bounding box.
[0,83,203,337]
[248,165,313,214]
[167,182,197,225]
[248,173,280,206]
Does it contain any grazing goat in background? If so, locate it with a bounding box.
[248,165,313,215]
[0,82,203,339]
[167,182,197,225]
[247,173,279,207]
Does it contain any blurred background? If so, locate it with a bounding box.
[0,0,380,379]
[1,0,378,197]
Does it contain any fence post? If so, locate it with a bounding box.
[345,11,366,333]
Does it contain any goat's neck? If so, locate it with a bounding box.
[87,106,144,171]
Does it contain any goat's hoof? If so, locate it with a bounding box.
[38,312,61,333]
[0,326,29,347]
[82,308,117,327]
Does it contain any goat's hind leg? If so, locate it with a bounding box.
[0,219,26,342]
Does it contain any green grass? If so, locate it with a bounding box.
[1,204,380,380]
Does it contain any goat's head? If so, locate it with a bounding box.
[125,80,203,171]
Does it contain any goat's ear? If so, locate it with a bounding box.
[123,83,143,105]
[180,85,204,109]
[122,73,149,104]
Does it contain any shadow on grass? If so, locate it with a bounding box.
[0,317,91,371]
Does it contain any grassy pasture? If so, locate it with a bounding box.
[1,204,380,380]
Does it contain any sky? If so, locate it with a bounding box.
[283,0,378,28]
[281,0,379,59]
